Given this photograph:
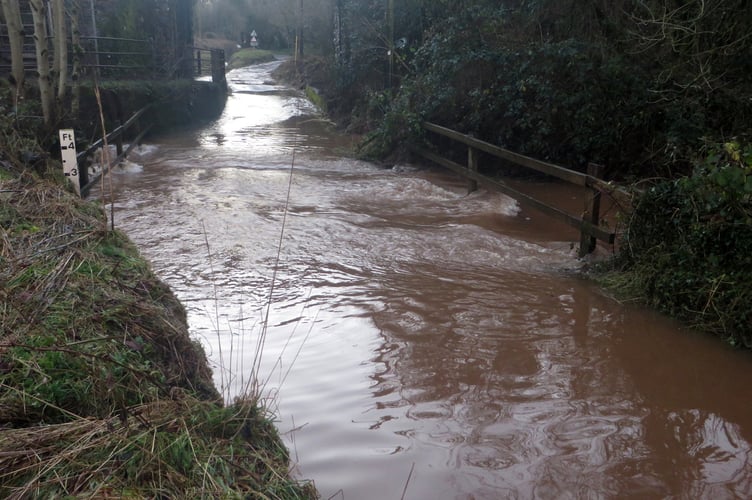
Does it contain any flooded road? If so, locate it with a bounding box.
[94,61,752,499]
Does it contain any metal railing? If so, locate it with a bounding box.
[79,36,156,79]
[0,35,156,78]
[192,47,226,86]
[0,36,226,82]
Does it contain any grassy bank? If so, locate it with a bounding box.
[228,49,276,71]
[0,118,315,496]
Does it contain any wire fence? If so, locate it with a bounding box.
[0,35,225,83]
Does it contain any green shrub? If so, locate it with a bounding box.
[338,4,752,178]
[613,141,752,344]
[363,14,664,174]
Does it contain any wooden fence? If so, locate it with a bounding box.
[412,122,633,257]
[77,104,152,197]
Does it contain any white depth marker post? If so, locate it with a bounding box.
[59,129,80,196]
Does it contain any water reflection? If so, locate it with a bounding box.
[93,60,752,500]
[362,274,752,498]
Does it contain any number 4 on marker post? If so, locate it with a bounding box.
[59,129,80,196]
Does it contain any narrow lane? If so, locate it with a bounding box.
[94,61,752,499]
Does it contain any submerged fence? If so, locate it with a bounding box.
[76,104,152,197]
[412,122,633,257]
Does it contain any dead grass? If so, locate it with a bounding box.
[0,176,316,498]
[0,396,315,499]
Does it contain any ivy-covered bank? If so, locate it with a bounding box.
[0,107,314,498]
[599,142,752,347]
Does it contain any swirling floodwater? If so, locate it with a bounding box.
[93,61,752,499]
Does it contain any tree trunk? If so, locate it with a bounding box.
[53,0,67,102]
[51,2,60,80]
[296,0,304,59]
[70,0,81,117]
[1,0,25,98]
[387,0,394,88]
[30,0,54,125]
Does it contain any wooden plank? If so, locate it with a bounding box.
[579,163,604,257]
[80,123,152,196]
[423,122,588,186]
[77,104,152,196]
[412,146,615,244]
[467,145,478,193]
[77,104,151,163]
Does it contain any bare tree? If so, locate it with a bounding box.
[53,0,67,102]
[70,0,82,116]
[28,0,73,124]
[1,0,25,99]
[295,0,304,58]
[29,0,54,125]
[628,0,752,93]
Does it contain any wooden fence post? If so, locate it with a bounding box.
[78,157,89,191]
[467,142,478,193]
[115,120,124,159]
[579,162,604,257]
[211,49,226,87]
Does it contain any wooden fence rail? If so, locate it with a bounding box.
[78,104,152,197]
[414,122,633,256]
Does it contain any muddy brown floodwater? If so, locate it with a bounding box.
[93,61,752,499]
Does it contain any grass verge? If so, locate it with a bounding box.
[0,174,316,498]
[228,49,277,71]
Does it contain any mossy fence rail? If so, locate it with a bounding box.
[412,122,633,257]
